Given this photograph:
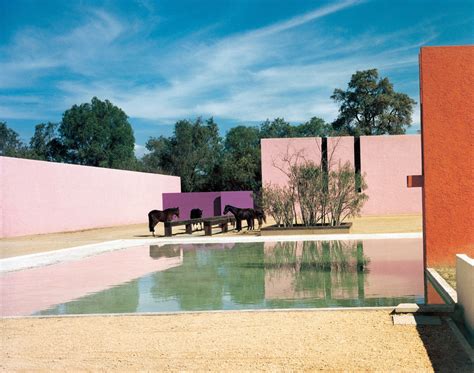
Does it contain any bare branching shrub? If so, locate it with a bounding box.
[264,162,368,227]
[289,161,328,226]
[262,184,295,227]
[327,162,368,226]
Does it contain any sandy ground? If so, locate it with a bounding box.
[0,214,422,259]
[1,310,472,372]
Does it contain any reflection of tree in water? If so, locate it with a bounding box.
[150,243,265,310]
[39,279,140,315]
[223,242,265,305]
[264,241,370,300]
[151,249,225,310]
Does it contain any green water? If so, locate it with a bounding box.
[37,240,423,315]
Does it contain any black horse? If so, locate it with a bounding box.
[253,207,267,229]
[148,207,180,237]
[190,208,203,230]
[223,205,255,231]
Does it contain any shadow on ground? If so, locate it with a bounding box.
[417,322,472,372]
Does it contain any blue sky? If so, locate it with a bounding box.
[1,0,473,155]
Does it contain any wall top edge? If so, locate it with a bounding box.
[261,134,420,142]
[420,45,474,52]
[0,156,180,179]
[456,254,474,266]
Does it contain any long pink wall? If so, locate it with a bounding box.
[0,157,181,237]
[261,135,422,216]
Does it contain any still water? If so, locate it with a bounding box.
[1,239,424,316]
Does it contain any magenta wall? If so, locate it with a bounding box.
[261,135,422,216]
[162,191,254,220]
[0,156,181,238]
[221,191,254,211]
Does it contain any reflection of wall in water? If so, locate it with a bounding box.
[263,241,368,300]
[362,239,423,298]
[263,239,423,301]
[1,245,183,316]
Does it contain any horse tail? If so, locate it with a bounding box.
[148,211,155,232]
[263,212,267,224]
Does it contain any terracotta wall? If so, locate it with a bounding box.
[420,46,474,266]
[0,156,181,238]
[261,135,422,216]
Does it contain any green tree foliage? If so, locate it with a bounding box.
[59,97,136,168]
[29,122,65,161]
[222,126,261,191]
[143,117,222,192]
[260,117,329,138]
[260,117,295,138]
[0,122,30,157]
[295,117,330,137]
[331,69,416,135]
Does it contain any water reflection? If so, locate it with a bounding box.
[264,241,369,301]
[11,239,424,316]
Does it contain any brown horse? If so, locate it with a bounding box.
[223,205,255,231]
[254,207,267,229]
[148,208,180,237]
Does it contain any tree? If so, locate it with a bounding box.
[331,69,416,135]
[260,118,295,138]
[29,122,65,161]
[260,117,329,138]
[222,125,261,191]
[59,97,136,169]
[0,122,29,157]
[143,117,222,192]
[294,117,330,137]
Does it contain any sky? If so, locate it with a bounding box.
[1,0,473,156]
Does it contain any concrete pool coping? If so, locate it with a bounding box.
[0,232,422,273]
[1,306,398,320]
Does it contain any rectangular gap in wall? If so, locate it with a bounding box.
[354,137,361,192]
[322,137,328,191]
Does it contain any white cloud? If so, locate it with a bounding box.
[134,143,148,158]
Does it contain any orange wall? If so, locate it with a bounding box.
[420,46,474,267]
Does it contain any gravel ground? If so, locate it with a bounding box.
[1,310,472,372]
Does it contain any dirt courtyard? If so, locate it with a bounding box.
[0,214,423,259]
[1,310,472,372]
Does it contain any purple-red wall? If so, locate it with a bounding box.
[420,46,474,266]
[261,135,422,216]
[162,191,254,220]
[0,156,181,238]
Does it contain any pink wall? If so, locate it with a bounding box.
[361,135,421,215]
[0,157,181,237]
[328,136,354,170]
[261,137,321,187]
[261,135,422,216]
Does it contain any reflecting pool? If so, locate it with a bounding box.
[1,239,424,316]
